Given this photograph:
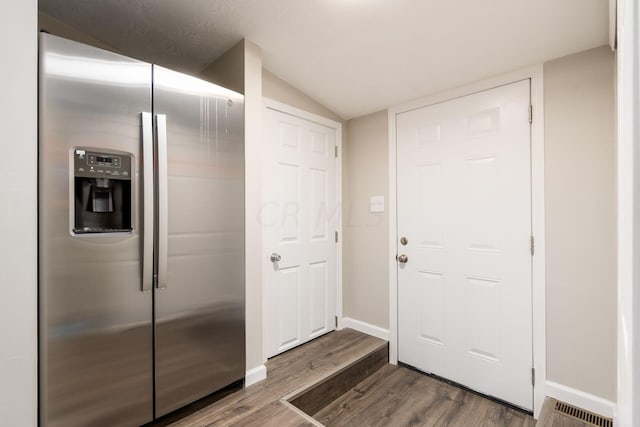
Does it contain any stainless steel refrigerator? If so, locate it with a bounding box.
[39,33,245,426]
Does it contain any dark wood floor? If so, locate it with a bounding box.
[163,328,386,426]
[314,363,536,427]
[161,329,601,427]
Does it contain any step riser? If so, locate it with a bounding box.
[288,343,389,416]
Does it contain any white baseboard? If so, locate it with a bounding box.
[245,364,267,387]
[546,381,616,419]
[341,317,390,341]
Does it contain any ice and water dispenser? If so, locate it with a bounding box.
[73,149,133,233]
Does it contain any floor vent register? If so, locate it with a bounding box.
[553,401,612,427]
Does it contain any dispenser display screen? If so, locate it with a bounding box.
[88,153,121,168]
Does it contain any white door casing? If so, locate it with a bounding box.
[264,102,341,358]
[396,80,533,410]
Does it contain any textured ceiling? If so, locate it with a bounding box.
[39,0,609,119]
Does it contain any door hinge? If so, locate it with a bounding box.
[528,105,533,124]
[531,367,536,386]
[335,231,339,243]
[335,145,338,158]
[335,315,338,329]
[530,235,535,256]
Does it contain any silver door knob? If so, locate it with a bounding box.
[397,254,408,263]
[270,253,282,262]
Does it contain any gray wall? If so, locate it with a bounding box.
[343,111,389,327]
[544,45,617,400]
[0,0,38,425]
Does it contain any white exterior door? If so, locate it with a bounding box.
[264,107,338,358]
[396,80,533,409]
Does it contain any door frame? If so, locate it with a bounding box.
[387,65,546,418]
[261,97,343,361]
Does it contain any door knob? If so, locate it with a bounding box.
[270,252,282,262]
[397,254,408,263]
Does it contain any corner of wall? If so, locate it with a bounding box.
[243,38,265,372]
[199,40,246,94]
[0,0,38,425]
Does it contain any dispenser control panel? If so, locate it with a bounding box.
[74,149,132,180]
[72,148,133,234]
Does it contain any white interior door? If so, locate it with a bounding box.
[396,80,533,409]
[265,107,338,358]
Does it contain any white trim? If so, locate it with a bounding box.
[546,381,616,419]
[245,364,267,387]
[387,65,546,418]
[616,0,639,426]
[529,66,547,420]
[341,317,390,341]
[261,97,344,358]
[387,107,398,366]
[263,97,344,130]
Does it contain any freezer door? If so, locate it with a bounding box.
[153,66,245,417]
[39,34,154,426]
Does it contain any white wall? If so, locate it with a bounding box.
[544,45,617,402]
[616,0,640,424]
[0,0,38,425]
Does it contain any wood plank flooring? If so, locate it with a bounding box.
[157,329,603,427]
[313,363,536,427]
[160,328,386,426]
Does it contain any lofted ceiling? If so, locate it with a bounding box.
[39,0,609,119]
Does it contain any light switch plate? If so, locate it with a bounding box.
[369,195,385,213]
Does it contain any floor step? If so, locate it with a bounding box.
[285,341,388,416]
[161,328,596,426]
[161,328,387,426]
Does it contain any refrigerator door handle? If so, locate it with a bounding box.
[156,114,169,289]
[141,112,154,292]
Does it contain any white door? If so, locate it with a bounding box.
[264,107,338,358]
[397,80,533,409]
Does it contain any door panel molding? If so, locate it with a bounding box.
[388,65,546,418]
[262,98,343,360]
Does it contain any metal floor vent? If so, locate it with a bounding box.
[554,401,612,427]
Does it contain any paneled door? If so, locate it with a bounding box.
[265,106,338,358]
[396,80,533,409]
